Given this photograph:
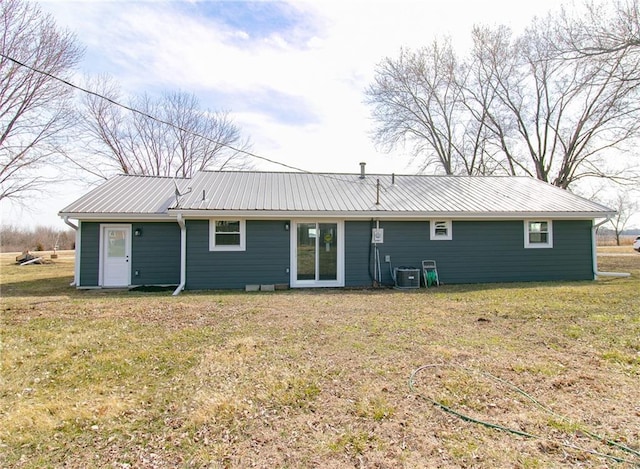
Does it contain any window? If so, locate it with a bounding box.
[430,220,452,240]
[524,220,553,248]
[210,220,246,251]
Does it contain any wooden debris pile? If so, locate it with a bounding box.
[15,251,44,266]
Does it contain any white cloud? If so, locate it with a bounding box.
[7,0,637,229]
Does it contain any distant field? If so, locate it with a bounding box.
[1,250,639,468]
[598,245,639,254]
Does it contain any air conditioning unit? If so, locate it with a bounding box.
[394,267,420,289]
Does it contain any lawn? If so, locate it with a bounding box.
[1,250,639,468]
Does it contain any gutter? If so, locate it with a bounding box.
[592,217,631,279]
[59,213,172,222]
[167,209,611,220]
[172,213,187,296]
[63,216,79,287]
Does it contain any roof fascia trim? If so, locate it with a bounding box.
[58,213,175,222]
[169,209,615,220]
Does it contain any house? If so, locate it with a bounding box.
[58,166,615,293]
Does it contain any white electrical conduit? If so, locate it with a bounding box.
[173,213,187,296]
[373,245,382,284]
[592,217,631,279]
[373,220,382,285]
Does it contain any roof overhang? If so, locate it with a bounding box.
[60,209,615,222]
[168,209,615,220]
[58,212,174,222]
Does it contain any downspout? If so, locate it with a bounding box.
[592,217,631,279]
[173,213,187,296]
[63,216,79,287]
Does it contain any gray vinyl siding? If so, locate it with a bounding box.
[130,222,180,285]
[79,218,593,290]
[344,221,379,286]
[78,221,180,287]
[79,222,100,287]
[185,219,290,290]
[344,220,593,286]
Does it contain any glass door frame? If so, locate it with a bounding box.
[290,219,344,288]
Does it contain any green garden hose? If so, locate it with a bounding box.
[409,364,640,466]
[425,270,438,287]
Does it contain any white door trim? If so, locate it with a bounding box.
[290,220,344,288]
[99,224,132,287]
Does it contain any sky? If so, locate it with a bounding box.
[3,0,638,230]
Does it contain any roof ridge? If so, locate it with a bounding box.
[113,173,190,180]
[194,170,538,178]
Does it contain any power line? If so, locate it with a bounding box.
[0,51,357,179]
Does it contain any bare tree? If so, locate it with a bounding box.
[0,224,75,252]
[607,190,639,245]
[80,77,251,178]
[163,92,250,177]
[366,1,640,190]
[0,0,83,201]
[472,17,640,189]
[365,40,497,175]
[555,0,640,59]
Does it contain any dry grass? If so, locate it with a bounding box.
[1,250,639,468]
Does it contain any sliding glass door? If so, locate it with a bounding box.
[292,221,343,287]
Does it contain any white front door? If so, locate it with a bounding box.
[101,225,131,287]
[291,221,344,288]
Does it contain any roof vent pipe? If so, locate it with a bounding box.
[360,162,366,179]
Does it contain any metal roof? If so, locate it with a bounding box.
[59,175,185,216]
[59,171,614,219]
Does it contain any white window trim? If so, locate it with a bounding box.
[430,220,452,241]
[209,219,246,251]
[524,220,553,249]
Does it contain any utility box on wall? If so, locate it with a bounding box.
[371,228,384,244]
